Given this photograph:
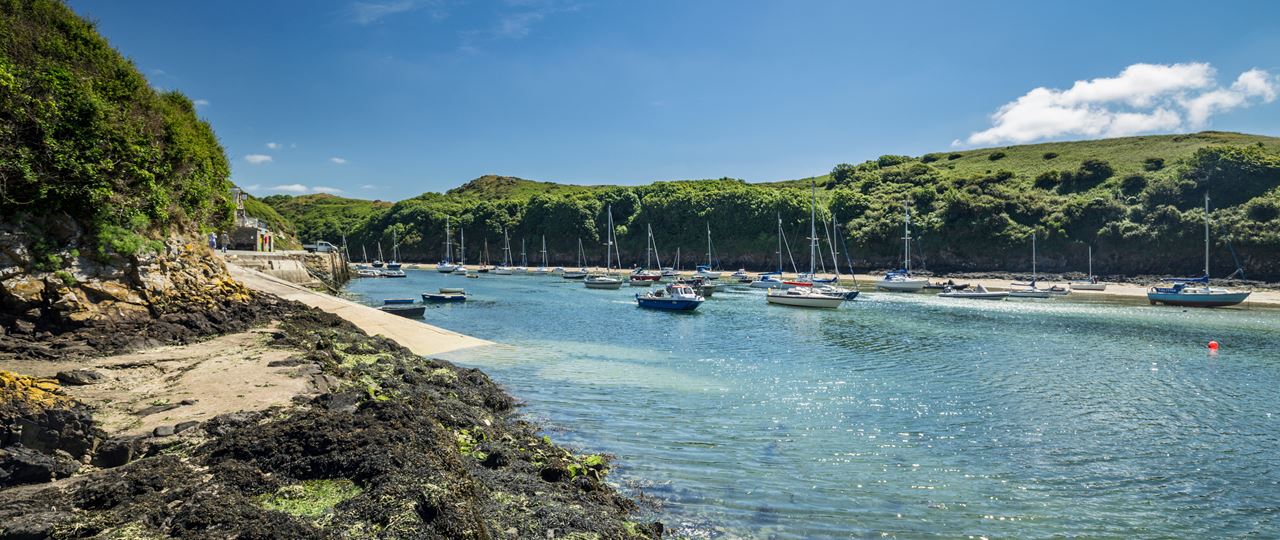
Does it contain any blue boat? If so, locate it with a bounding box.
[422,292,466,303]
[636,283,704,311]
[383,298,416,305]
[1145,195,1251,308]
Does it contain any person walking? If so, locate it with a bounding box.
[219,232,229,253]
[208,232,217,249]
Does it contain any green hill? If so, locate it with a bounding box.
[265,132,1280,280]
[0,0,233,255]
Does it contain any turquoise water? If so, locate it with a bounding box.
[345,271,1280,538]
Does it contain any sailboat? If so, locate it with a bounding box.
[767,180,845,308]
[660,246,679,279]
[436,217,460,272]
[452,228,470,275]
[875,200,928,292]
[373,242,385,268]
[631,224,663,285]
[751,214,792,289]
[514,238,529,274]
[585,206,624,289]
[1147,195,1251,307]
[494,229,514,275]
[1008,233,1067,297]
[476,238,492,273]
[695,224,723,279]
[355,245,381,277]
[1071,245,1106,291]
[530,236,551,275]
[563,239,589,279]
[382,230,406,277]
[813,217,859,299]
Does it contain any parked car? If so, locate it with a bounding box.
[303,240,337,253]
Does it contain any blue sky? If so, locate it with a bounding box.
[69,1,1280,201]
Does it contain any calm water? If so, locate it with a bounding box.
[345,271,1280,539]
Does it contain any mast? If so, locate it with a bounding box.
[605,205,614,273]
[391,230,397,262]
[903,199,912,274]
[444,217,452,262]
[502,228,511,266]
[483,238,489,266]
[827,217,841,280]
[809,179,818,275]
[521,238,527,267]
[1204,193,1211,278]
[377,242,383,262]
[362,245,368,263]
[645,224,653,269]
[540,235,547,268]
[1087,245,1092,279]
[776,213,784,273]
[675,247,680,271]
[705,223,714,269]
[459,228,466,266]
[1031,232,1037,282]
[576,238,584,268]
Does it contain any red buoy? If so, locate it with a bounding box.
[1208,340,1220,350]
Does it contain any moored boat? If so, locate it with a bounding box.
[766,287,844,308]
[584,205,624,290]
[380,304,425,318]
[383,298,415,305]
[875,200,928,292]
[636,283,704,311]
[1071,246,1107,291]
[1148,195,1250,308]
[938,284,1007,300]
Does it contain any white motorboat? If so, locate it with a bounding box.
[874,200,927,292]
[938,284,1008,300]
[731,269,751,282]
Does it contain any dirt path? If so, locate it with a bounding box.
[227,262,491,355]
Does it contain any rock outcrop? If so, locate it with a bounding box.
[0,371,103,487]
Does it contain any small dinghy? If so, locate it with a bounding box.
[636,283,704,311]
[938,284,1007,300]
[380,305,425,318]
[924,280,970,290]
[422,288,466,303]
[383,298,416,305]
[439,287,465,294]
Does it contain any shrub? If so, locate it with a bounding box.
[1043,152,1059,160]
[1183,145,1280,206]
[920,153,941,163]
[830,163,857,186]
[1143,157,1165,171]
[1247,198,1280,222]
[877,155,913,168]
[1034,171,1060,190]
[988,152,1007,161]
[1057,159,1114,193]
[947,153,963,160]
[1120,174,1147,196]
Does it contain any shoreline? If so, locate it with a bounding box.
[372,264,1280,309]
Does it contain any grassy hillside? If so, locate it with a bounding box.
[260,194,391,250]
[264,131,1280,280]
[0,0,233,256]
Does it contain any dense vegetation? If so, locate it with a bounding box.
[0,0,232,257]
[266,133,1280,279]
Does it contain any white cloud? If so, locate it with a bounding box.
[266,142,281,150]
[269,183,308,193]
[244,154,274,165]
[352,0,416,24]
[193,99,209,107]
[361,184,377,190]
[330,157,347,165]
[962,63,1279,146]
[264,184,344,195]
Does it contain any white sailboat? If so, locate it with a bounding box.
[875,200,928,292]
[436,217,460,272]
[452,228,469,275]
[530,235,551,275]
[513,238,529,274]
[696,224,723,279]
[768,179,845,308]
[1071,245,1106,291]
[1009,233,1068,298]
[494,228,514,275]
[585,206,624,289]
[1147,194,1251,307]
[382,230,406,277]
[751,214,793,289]
[562,238,589,279]
[631,224,663,286]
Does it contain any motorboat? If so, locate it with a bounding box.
[380,269,407,278]
[636,283,705,311]
[766,287,844,308]
[585,274,624,289]
[924,280,970,290]
[422,289,466,303]
[695,264,722,280]
[732,269,752,283]
[875,270,928,292]
[938,284,1007,300]
[380,304,425,318]
[356,268,382,278]
[749,273,789,289]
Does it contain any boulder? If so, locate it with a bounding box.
[151,425,174,437]
[55,369,104,386]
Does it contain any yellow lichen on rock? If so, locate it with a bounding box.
[0,370,70,410]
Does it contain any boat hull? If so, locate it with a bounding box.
[382,298,415,305]
[380,305,425,318]
[584,279,623,290]
[1147,291,1250,307]
[938,292,1008,300]
[765,291,844,308]
[635,296,703,311]
[421,293,466,303]
[1071,282,1107,291]
[874,279,927,292]
[1008,290,1050,298]
[562,272,588,280]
